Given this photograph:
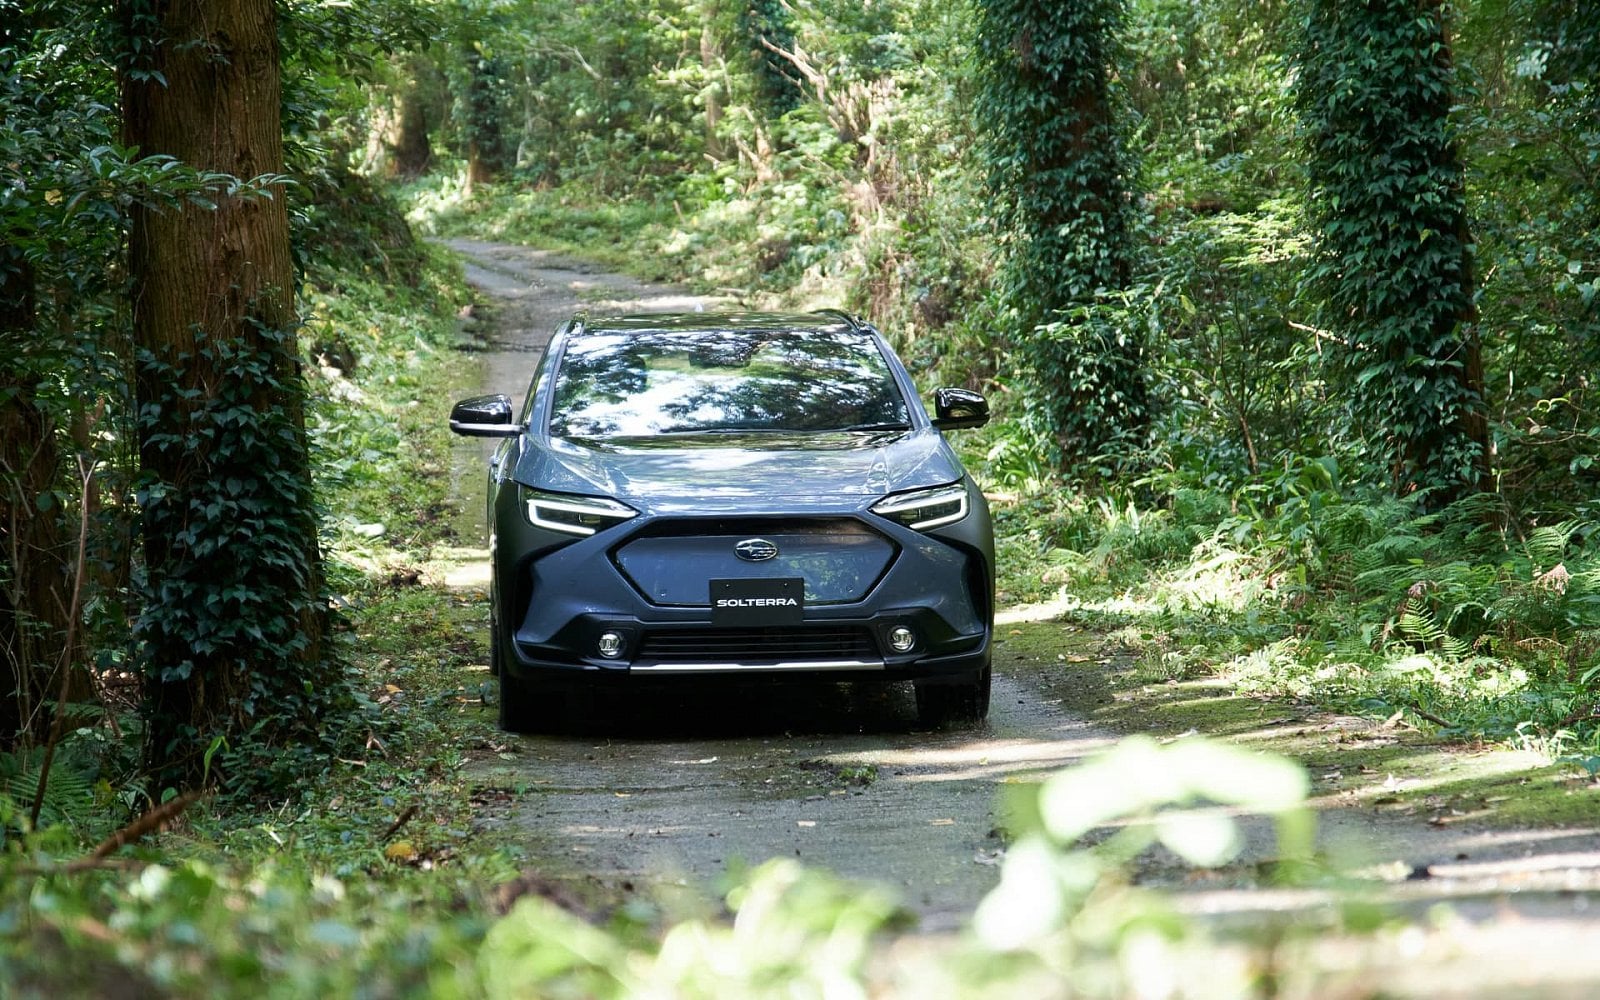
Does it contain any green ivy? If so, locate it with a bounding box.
[1293,0,1488,504]
[738,0,802,115]
[971,0,1147,470]
[135,327,353,795]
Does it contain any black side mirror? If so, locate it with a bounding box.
[449,394,519,437]
[931,387,989,430]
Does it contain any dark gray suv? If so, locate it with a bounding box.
[450,311,994,732]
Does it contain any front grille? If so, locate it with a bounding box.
[637,626,878,663]
[612,517,897,607]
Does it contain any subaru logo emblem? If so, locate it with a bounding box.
[735,538,779,562]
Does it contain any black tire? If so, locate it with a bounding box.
[487,609,501,678]
[498,668,568,733]
[493,614,571,733]
[914,665,991,728]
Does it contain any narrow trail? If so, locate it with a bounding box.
[440,237,1600,991]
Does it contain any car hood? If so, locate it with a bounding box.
[510,429,963,513]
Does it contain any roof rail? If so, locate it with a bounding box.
[815,308,863,331]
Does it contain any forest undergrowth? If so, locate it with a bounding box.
[4,187,1590,1000]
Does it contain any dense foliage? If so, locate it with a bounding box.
[3,0,1595,809]
[973,0,1148,469]
[1294,0,1487,505]
[0,1,444,790]
[3,0,1600,992]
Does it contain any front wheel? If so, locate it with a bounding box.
[492,610,565,731]
[497,654,567,733]
[914,665,991,728]
[487,609,502,677]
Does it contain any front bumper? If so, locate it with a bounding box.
[492,492,993,682]
[509,610,990,679]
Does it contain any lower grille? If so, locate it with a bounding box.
[638,626,878,663]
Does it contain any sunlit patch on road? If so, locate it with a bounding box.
[815,730,1118,784]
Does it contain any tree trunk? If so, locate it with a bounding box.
[1295,0,1487,505]
[739,0,801,116]
[392,82,434,178]
[464,48,502,192]
[973,0,1146,468]
[0,248,69,750]
[122,0,328,789]
[701,10,724,160]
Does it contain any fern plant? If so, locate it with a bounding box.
[0,745,100,835]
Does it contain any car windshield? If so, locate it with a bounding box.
[548,328,912,438]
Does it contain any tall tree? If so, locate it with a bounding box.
[973,0,1146,468]
[121,0,334,788]
[0,247,65,751]
[739,0,800,117]
[1,10,106,751]
[1,22,51,747]
[390,57,444,179]
[462,44,507,193]
[1295,0,1488,504]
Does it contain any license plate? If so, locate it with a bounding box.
[710,578,804,626]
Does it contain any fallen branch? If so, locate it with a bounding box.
[89,790,206,860]
[381,805,419,843]
[1408,703,1455,729]
[1554,701,1599,730]
[5,793,206,879]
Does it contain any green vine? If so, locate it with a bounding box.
[738,0,801,115]
[972,0,1146,470]
[1293,0,1488,503]
[135,326,352,794]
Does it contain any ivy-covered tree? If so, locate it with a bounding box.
[462,44,509,192]
[1294,0,1488,504]
[121,0,340,788]
[739,0,801,116]
[973,0,1145,469]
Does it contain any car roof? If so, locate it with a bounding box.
[572,310,866,337]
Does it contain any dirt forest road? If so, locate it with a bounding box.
[440,238,1123,929]
[441,238,1600,993]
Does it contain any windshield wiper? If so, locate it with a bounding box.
[653,426,786,435]
[837,422,912,433]
[637,423,912,436]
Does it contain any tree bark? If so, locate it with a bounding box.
[701,10,724,160]
[392,77,435,178]
[464,48,503,193]
[122,0,328,788]
[0,248,69,750]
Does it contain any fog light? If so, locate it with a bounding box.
[597,631,625,659]
[887,626,916,653]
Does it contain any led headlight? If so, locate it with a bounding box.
[871,483,969,531]
[523,489,637,536]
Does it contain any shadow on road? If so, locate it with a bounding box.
[517,676,932,741]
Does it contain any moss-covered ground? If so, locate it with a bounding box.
[998,613,1600,829]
